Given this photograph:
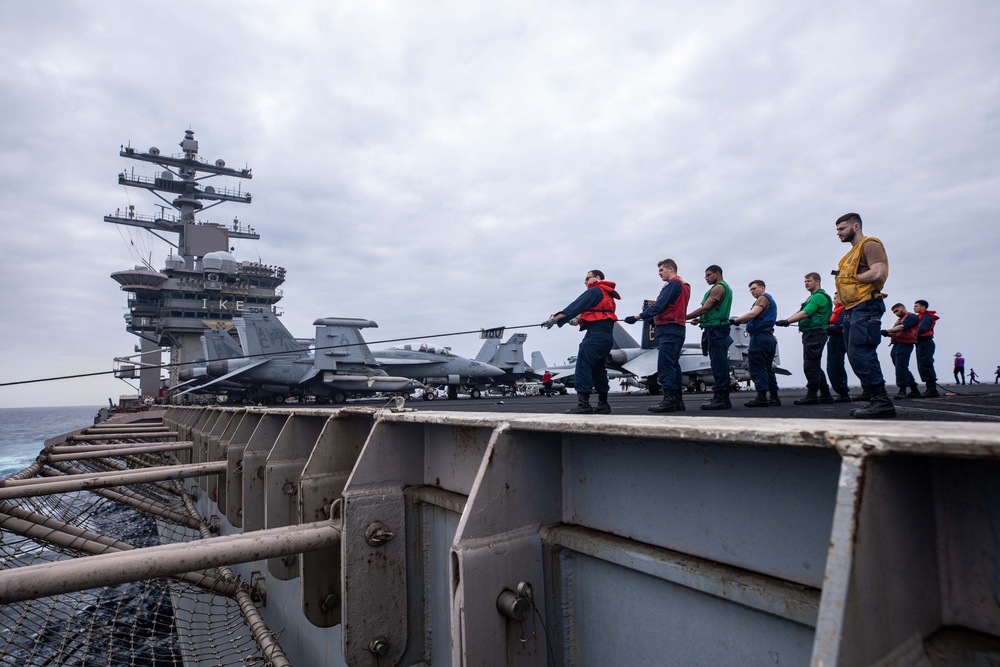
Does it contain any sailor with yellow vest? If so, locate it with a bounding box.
[833,212,896,418]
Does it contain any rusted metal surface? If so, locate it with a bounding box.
[83,407,1000,665]
[299,412,374,628]
[265,414,328,580]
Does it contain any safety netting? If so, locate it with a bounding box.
[0,449,269,666]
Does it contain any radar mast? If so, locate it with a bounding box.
[107,130,285,400]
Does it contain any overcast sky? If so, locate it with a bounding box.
[1,1,997,408]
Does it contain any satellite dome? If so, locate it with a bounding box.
[203,251,238,273]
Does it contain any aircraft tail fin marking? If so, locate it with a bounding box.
[239,312,307,358]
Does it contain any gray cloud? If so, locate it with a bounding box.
[1,0,997,406]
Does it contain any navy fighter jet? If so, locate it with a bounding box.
[532,323,789,393]
[607,322,790,392]
[473,333,541,391]
[177,313,421,403]
[170,329,251,396]
[372,343,505,400]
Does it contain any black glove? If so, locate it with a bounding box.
[775,319,790,327]
[623,316,637,325]
[880,329,889,337]
[728,317,738,325]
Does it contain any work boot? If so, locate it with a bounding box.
[851,389,872,403]
[922,381,941,398]
[566,393,595,414]
[894,387,908,399]
[769,390,781,407]
[700,390,730,410]
[594,393,611,414]
[673,390,686,412]
[744,391,770,408]
[834,391,852,403]
[648,394,677,413]
[794,390,820,406]
[907,383,922,399]
[850,385,896,419]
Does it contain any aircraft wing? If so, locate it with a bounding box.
[551,369,576,381]
[621,350,659,377]
[168,377,205,391]
[176,359,270,396]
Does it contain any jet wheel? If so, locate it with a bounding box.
[470,388,481,399]
[332,390,347,404]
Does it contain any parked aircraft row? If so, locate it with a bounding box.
[171,313,525,403]
[164,314,789,403]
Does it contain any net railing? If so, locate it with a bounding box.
[0,432,276,667]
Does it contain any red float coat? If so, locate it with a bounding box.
[578,281,620,324]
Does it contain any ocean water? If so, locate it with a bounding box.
[0,405,185,666]
[0,405,101,477]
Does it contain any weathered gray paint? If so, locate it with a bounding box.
[14,406,996,666]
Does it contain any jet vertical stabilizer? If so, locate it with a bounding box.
[530,351,548,370]
[304,318,423,400]
[204,329,244,361]
[311,318,380,371]
[480,333,540,388]
[612,322,641,350]
[490,333,531,376]
[475,339,501,363]
[240,312,308,359]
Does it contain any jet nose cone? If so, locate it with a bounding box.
[484,363,506,378]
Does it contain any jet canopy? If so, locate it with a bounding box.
[393,344,455,356]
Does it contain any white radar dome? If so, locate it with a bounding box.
[164,255,185,270]
[203,251,238,274]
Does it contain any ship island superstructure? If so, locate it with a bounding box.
[107,130,285,398]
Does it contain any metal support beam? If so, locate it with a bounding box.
[49,440,190,452]
[0,462,226,500]
[0,508,238,597]
[68,430,176,441]
[0,519,341,604]
[44,442,193,462]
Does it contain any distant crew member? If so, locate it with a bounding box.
[776,272,835,404]
[953,352,966,385]
[542,269,620,414]
[623,259,691,413]
[969,368,980,384]
[914,299,940,396]
[730,280,780,407]
[686,265,734,410]
[833,212,895,418]
[541,370,554,396]
[826,292,852,402]
[880,303,921,399]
